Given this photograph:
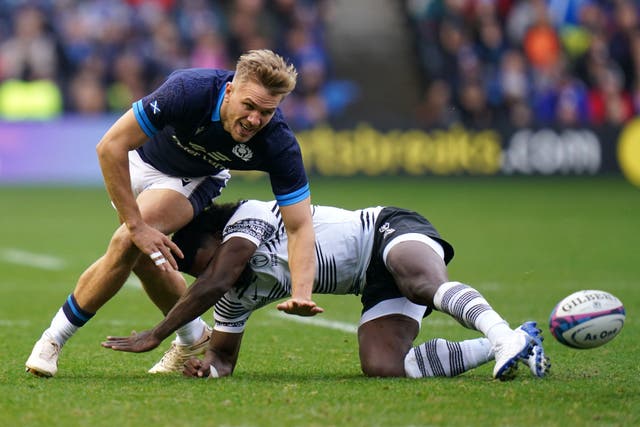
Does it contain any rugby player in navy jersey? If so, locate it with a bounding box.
[26,50,321,378]
[102,200,549,381]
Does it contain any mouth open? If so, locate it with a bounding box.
[238,122,256,137]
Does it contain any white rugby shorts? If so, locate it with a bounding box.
[128,150,230,197]
[125,150,231,215]
[360,233,446,328]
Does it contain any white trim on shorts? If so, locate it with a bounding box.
[359,297,427,328]
[381,233,445,267]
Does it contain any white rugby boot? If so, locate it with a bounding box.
[148,326,212,373]
[25,335,61,377]
[492,329,533,381]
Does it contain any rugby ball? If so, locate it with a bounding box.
[549,290,625,349]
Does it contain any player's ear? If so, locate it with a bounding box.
[224,82,234,99]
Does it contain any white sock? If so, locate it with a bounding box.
[432,281,512,345]
[175,317,208,345]
[43,308,79,347]
[404,337,493,378]
[482,314,513,345]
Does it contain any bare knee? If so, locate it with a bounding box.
[106,224,140,264]
[397,277,442,307]
[360,356,405,378]
[386,243,449,306]
[358,315,417,378]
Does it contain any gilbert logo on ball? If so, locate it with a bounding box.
[549,290,625,349]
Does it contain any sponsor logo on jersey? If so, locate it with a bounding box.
[378,222,396,238]
[172,135,230,170]
[232,143,253,161]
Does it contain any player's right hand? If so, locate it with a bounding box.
[128,223,183,271]
[101,330,161,353]
[276,298,324,317]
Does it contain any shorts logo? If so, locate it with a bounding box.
[378,222,395,238]
[181,178,192,187]
[232,144,253,161]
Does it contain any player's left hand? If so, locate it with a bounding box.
[101,330,161,353]
[276,298,324,317]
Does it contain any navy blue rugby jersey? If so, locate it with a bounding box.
[132,68,309,206]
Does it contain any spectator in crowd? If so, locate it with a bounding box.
[493,49,534,127]
[415,79,459,129]
[587,63,635,126]
[608,0,639,92]
[0,5,59,81]
[0,4,63,119]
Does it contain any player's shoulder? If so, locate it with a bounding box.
[233,199,280,221]
[224,200,280,245]
[313,204,382,219]
[164,68,233,95]
[167,68,232,82]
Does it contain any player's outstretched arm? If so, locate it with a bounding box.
[103,237,258,352]
[277,198,324,316]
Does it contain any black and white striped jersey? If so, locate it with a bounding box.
[213,199,383,333]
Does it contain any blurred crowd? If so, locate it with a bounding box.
[3,0,639,130]
[407,0,640,129]
[0,0,355,129]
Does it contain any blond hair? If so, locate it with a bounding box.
[234,49,298,96]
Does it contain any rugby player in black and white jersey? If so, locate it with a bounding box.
[26,50,321,378]
[103,200,550,380]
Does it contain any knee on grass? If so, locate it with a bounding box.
[360,355,406,378]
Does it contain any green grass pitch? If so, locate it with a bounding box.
[1,176,638,427]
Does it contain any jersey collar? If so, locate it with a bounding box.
[211,82,228,122]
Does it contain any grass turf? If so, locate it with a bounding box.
[1,176,638,427]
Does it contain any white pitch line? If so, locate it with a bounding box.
[0,248,66,270]
[0,319,31,327]
[270,311,358,334]
[270,310,459,334]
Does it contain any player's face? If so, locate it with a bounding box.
[220,80,283,142]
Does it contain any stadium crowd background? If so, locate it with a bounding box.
[0,0,639,130]
[407,0,640,129]
[0,0,340,129]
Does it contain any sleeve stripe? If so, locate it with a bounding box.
[132,100,158,138]
[275,183,310,206]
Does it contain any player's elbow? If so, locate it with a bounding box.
[96,137,116,165]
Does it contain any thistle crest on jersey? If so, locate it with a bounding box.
[232,144,253,161]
